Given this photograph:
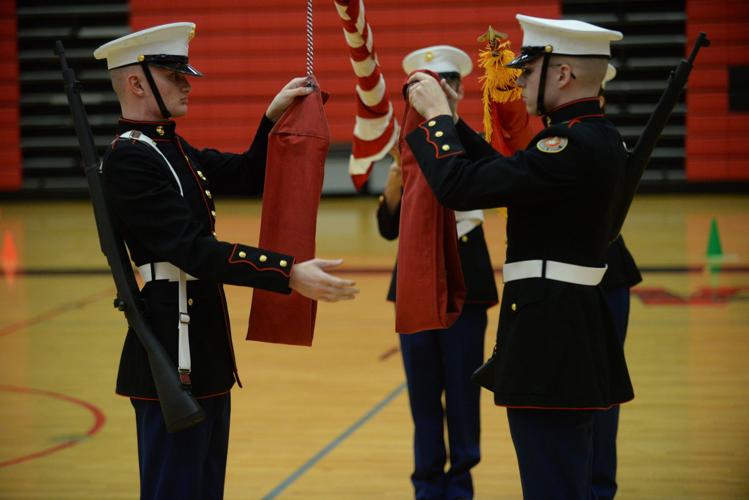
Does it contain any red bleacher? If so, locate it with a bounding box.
[130,0,559,151]
[0,5,21,190]
[686,0,749,180]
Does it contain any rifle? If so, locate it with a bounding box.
[471,34,711,392]
[55,41,205,433]
[611,32,711,238]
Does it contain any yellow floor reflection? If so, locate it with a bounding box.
[0,194,747,499]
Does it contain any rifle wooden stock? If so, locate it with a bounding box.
[611,32,710,238]
[55,41,205,433]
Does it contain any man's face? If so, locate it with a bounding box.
[517,57,542,115]
[151,66,192,118]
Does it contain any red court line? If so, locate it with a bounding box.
[0,385,106,468]
[0,288,114,338]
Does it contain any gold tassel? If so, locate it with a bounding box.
[477,29,523,142]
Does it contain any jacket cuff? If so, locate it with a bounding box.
[407,115,465,159]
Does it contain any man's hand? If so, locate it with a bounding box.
[382,160,403,213]
[440,78,462,123]
[407,72,452,120]
[289,258,359,302]
[265,77,314,122]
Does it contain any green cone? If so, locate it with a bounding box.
[706,217,723,258]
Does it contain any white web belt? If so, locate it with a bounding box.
[137,262,198,378]
[503,259,607,286]
[454,209,484,238]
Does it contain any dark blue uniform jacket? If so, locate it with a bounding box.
[102,117,293,399]
[406,98,635,409]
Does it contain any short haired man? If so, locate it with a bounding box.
[405,15,634,497]
[377,45,499,499]
[94,22,357,499]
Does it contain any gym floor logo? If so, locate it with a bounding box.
[632,286,749,305]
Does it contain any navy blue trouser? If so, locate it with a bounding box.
[399,304,487,500]
[592,286,631,500]
[131,393,231,500]
[507,408,595,500]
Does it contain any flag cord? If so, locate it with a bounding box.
[306,0,314,77]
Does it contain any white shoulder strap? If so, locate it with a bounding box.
[119,130,184,196]
[119,130,192,380]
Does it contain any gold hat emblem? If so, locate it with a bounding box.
[188,28,196,41]
[156,125,165,136]
[424,51,434,62]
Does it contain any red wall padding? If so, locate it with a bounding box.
[0,7,21,191]
[130,0,559,151]
[687,0,749,180]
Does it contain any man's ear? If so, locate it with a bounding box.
[127,74,146,96]
[558,64,575,87]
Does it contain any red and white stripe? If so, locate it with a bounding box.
[334,0,399,190]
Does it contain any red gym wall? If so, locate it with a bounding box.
[129,0,559,152]
[3,2,744,190]
[687,0,749,180]
[0,1,21,191]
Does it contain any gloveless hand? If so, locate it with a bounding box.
[289,258,359,302]
[265,77,314,122]
[407,72,452,119]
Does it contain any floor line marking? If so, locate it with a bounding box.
[0,287,113,338]
[262,382,407,500]
[0,385,106,468]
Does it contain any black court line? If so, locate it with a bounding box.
[3,265,749,276]
[1,268,112,276]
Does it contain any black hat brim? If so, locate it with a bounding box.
[149,61,203,77]
[504,46,550,68]
[142,54,203,77]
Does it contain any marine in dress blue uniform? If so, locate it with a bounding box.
[595,235,641,499]
[404,15,634,499]
[377,46,497,500]
[94,23,356,500]
[593,65,643,500]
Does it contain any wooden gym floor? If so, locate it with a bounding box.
[0,194,748,499]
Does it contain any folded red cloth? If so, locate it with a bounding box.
[247,80,329,346]
[396,70,466,334]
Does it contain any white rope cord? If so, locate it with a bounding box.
[306,0,314,77]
